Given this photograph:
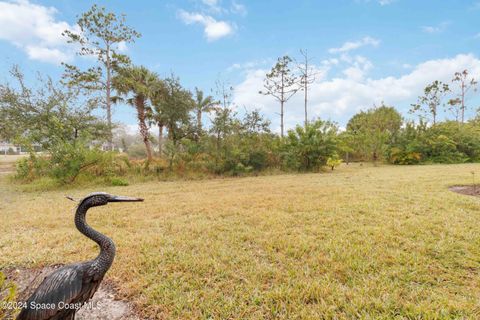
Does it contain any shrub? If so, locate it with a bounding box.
[389,147,422,165]
[15,154,50,181]
[326,154,343,170]
[108,176,129,186]
[387,121,478,165]
[283,120,338,171]
[48,143,102,183]
[247,150,268,171]
[425,134,467,163]
[15,144,132,185]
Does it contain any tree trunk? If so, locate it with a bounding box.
[136,96,153,161]
[461,82,465,123]
[106,43,113,150]
[168,124,178,145]
[304,80,308,128]
[280,72,285,138]
[158,124,164,156]
[280,100,284,138]
[197,109,202,140]
[304,55,308,128]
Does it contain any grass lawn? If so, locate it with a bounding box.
[1,163,480,319]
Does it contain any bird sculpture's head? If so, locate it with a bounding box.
[71,192,144,208]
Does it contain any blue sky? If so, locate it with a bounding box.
[0,0,479,132]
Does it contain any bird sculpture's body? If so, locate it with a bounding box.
[17,192,143,320]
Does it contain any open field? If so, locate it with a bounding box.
[1,164,480,319]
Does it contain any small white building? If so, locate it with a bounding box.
[0,141,21,154]
[89,141,124,153]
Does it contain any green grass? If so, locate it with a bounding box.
[1,163,480,319]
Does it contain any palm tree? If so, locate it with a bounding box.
[150,99,167,156]
[194,88,216,138]
[112,65,160,161]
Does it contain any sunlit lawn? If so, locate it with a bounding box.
[1,163,480,319]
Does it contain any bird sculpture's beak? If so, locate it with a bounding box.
[108,195,144,202]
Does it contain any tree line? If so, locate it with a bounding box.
[0,5,479,186]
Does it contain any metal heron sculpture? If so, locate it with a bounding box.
[17,192,143,320]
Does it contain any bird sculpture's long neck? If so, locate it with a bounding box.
[75,200,116,277]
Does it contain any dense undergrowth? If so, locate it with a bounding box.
[11,118,480,191]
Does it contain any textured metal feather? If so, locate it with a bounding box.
[16,263,95,320]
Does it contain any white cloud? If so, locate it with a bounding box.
[233,54,480,131]
[231,1,247,16]
[321,58,340,67]
[178,1,245,41]
[24,45,70,63]
[422,21,450,34]
[0,0,78,64]
[342,56,373,81]
[117,41,128,53]
[199,0,247,15]
[178,10,234,41]
[201,0,223,14]
[328,36,380,54]
[226,59,270,72]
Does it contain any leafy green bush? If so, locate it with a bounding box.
[389,147,422,165]
[15,144,132,186]
[326,154,343,170]
[431,122,480,162]
[283,120,338,171]
[247,150,268,171]
[388,121,477,164]
[15,154,50,181]
[48,143,101,183]
[425,134,467,163]
[346,105,402,162]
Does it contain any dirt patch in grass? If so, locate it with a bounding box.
[449,185,480,197]
[5,265,142,320]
